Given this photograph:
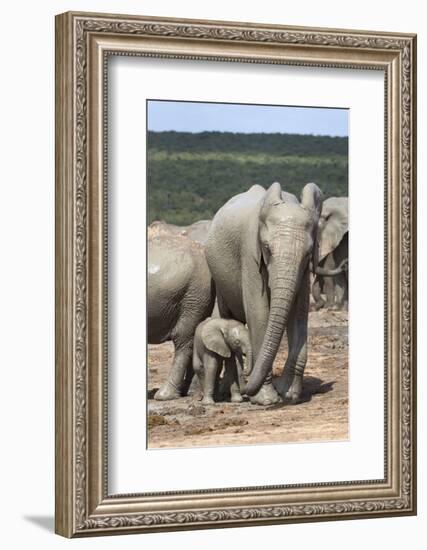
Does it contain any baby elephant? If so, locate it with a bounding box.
[193,318,252,405]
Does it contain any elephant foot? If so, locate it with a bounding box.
[250,384,281,406]
[273,373,302,404]
[154,382,181,401]
[201,395,215,405]
[314,300,325,311]
[186,375,202,397]
[231,392,243,403]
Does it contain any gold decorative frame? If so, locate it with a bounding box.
[55,11,417,538]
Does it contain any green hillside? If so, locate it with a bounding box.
[147,131,348,225]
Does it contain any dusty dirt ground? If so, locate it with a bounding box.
[147,309,348,449]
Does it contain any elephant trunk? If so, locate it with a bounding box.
[315,258,348,277]
[245,258,300,397]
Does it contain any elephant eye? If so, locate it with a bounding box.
[235,339,240,345]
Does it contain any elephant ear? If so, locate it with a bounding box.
[201,322,231,358]
[319,198,348,260]
[300,182,323,218]
[256,183,282,291]
[300,183,323,273]
[260,182,283,221]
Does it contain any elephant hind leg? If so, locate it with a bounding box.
[154,340,193,401]
[191,354,204,399]
[155,309,204,400]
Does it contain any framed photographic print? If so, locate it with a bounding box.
[55,11,417,537]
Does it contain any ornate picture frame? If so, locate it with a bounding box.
[55,11,416,537]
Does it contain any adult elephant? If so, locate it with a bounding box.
[149,219,221,318]
[312,197,348,310]
[206,181,343,406]
[148,234,215,400]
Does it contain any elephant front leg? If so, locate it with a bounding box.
[323,254,336,308]
[274,270,309,404]
[191,354,204,400]
[323,277,336,308]
[250,378,281,406]
[243,277,281,406]
[247,318,281,406]
[201,353,221,405]
[332,273,347,311]
[221,356,244,403]
[312,275,325,310]
[154,344,192,401]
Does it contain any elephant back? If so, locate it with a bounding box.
[148,235,211,295]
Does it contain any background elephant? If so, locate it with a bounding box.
[149,219,221,318]
[312,197,348,310]
[193,317,252,404]
[206,181,323,406]
[148,219,212,244]
[148,234,215,400]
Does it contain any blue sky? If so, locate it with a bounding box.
[147,100,348,137]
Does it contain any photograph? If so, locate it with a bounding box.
[147,100,349,449]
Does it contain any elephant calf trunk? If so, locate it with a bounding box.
[243,347,253,376]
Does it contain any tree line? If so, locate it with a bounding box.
[147,131,348,225]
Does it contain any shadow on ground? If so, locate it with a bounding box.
[23,515,54,532]
[149,376,335,409]
[268,376,335,409]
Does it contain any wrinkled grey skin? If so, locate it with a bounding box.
[149,219,221,319]
[148,235,215,400]
[312,197,348,310]
[148,220,212,244]
[206,181,322,406]
[193,318,253,405]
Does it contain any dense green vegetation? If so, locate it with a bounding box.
[147,131,348,225]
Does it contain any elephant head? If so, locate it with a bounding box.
[318,197,348,262]
[245,182,322,396]
[202,319,253,376]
